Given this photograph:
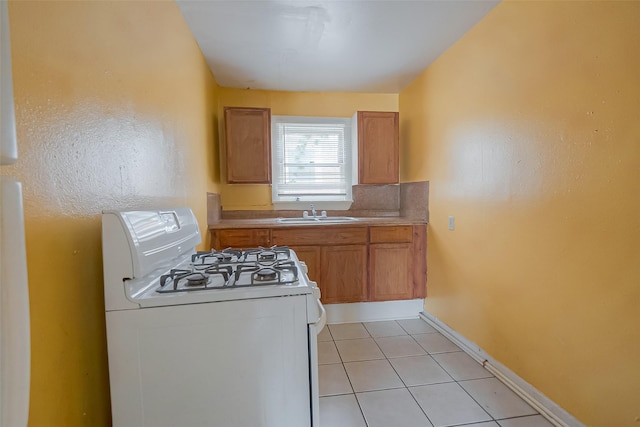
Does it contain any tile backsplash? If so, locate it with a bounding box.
[350,184,400,212]
[207,192,222,224]
[210,181,429,224]
[400,181,429,222]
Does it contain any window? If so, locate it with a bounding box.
[271,116,352,207]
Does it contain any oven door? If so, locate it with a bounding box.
[306,284,326,427]
[106,295,311,427]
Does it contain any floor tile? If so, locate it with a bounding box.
[363,320,408,337]
[319,363,353,397]
[357,388,433,427]
[374,335,427,358]
[328,323,370,340]
[397,318,437,334]
[465,422,500,427]
[432,351,493,381]
[318,325,333,342]
[335,338,385,362]
[460,378,538,419]
[319,394,367,427]
[344,359,404,392]
[412,332,461,354]
[389,355,453,386]
[498,415,554,427]
[318,320,561,427]
[318,341,341,364]
[410,382,492,427]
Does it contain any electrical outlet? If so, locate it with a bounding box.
[448,216,455,231]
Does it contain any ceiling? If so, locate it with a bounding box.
[177,1,499,93]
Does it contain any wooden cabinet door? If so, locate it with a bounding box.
[289,245,321,284]
[412,225,427,299]
[224,107,271,184]
[211,228,271,250]
[357,111,399,184]
[369,243,413,301]
[320,245,368,304]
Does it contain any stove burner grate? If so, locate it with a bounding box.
[157,247,300,293]
[253,268,278,282]
[233,260,298,286]
[257,251,276,261]
[243,246,291,262]
[184,273,208,287]
[157,265,233,293]
[191,248,242,265]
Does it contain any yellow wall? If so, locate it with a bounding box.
[3,1,220,425]
[400,2,640,426]
[217,88,398,209]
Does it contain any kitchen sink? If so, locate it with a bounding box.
[276,216,359,224]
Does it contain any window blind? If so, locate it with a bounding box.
[272,116,352,202]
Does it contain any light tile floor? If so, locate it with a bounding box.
[318,318,554,427]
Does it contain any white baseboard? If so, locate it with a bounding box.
[325,299,424,324]
[419,311,584,427]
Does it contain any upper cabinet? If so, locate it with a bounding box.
[224,107,271,184]
[357,111,399,184]
[223,107,399,185]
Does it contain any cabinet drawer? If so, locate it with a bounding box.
[272,227,367,246]
[214,228,271,249]
[369,226,413,244]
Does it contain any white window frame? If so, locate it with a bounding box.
[271,115,353,210]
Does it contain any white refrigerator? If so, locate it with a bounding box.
[0,1,30,426]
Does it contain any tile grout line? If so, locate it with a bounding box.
[363,320,437,427]
[418,342,499,425]
[447,378,496,424]
[403,329,488,427]
[410,330,542,425]
[322,325,353,399]
[326,321,462,427]
[419,312,572,427]
[361,321,445,427]
[436,350,543,423]
[323,320,544,427]
[383,329,439,426]
[411,329,498,424]
[328,322,373,427]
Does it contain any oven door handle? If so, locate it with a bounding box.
[313,298,326,333]
[306,280,326,331]
[307,297,325,427]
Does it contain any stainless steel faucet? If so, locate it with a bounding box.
[310,204,317,218]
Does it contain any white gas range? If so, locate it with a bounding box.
[102,207,325,427]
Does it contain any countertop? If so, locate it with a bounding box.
[208,217,427,230]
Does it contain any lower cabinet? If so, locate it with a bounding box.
[210,224,427,304]
[369,243,413,301]
[274,227,368,304]
[320,245,368,304]
[288,245,321,283]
